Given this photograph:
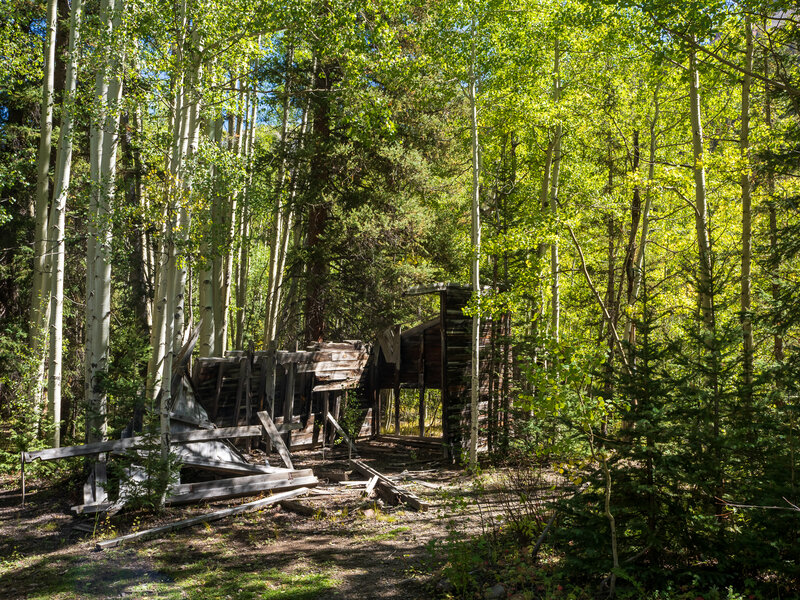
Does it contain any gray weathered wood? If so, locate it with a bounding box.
[169,469,313,496]
[365,474,379,496]
[23,426,263,463]
[348,458,428,511]
[166,475,317,505]
[257,411,294,469]
[96,487,310,550]
[326,412,358,456]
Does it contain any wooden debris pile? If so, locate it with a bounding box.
[21,371,318,516]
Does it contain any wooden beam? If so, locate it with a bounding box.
[257,411,294,469]
[166,475,317,505]
[326,412,358,456]
[23,426,263,463]
[96,487,310,550]
[348,459,428,512]
[169,469,313,496]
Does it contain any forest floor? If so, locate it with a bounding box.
[0,441,523,600]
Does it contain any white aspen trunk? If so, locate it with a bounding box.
[159,0,190,468]
[198,115,218,357]
[211,117,230,355]
[689,49,714,331]
[86,0,123,443]
[269,97,310,345]
[85,0,112,422]
[549,41,562,344]
[264,47,295,348]
[740,18,754,395]
[31,0,58,421]
[234,85,252,349]
[45,0,83,447]
[468,18,481,466]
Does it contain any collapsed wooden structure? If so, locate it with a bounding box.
[189,283,502,461]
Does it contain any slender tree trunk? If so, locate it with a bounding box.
[31,0,58,422]
[550,40,562,344]
[86,0,124,444]
[740,18,754,401]
[689,50,714,332]
[46,0,83,447]
[468,17,481,466]
[624,89,659,347]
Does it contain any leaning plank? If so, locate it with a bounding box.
[348,459,428,512]
[365,475,379,496]
[96,487,310,550]
[257,411,294,469]
[166,475,318,505]
[24,426,263,463]
[326,412,358,456]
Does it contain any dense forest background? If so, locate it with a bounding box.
[2,0,800,596]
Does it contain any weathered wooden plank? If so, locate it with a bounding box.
[176,458,276,476]
[23,426,263,463]
[97,487,310,550]
[295,359,368,374]
[71,502,114,515]
[326,412,358,456]
[348,459,428,512]
[166,475,318,505]
[257,411,294,469]
[170,469,313,496]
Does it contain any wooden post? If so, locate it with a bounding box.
[419,388,426,437]
[244,352,253,449]
[212,362,226,422]
[419,330,426,437]
[393,376,401,435]
[265,343,276,418]
[283,362,296,446]
[375,389,382,437]
[394,325,401,434]
[20,452,25,506]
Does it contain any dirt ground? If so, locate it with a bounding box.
[0,440,510,600]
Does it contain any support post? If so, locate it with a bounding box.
[20,452,25,506]
[419,388,426,437]
[283,362,296,446]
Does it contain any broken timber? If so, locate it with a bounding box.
[348,459,428,511]
[167,469,317,504]
[257,411,294,469]
[22,425,263,463]
[326,412,358,457]
[96,487,310,550]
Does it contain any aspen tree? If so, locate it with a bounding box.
[468,15,481,466]
[86,0,124,444]
[549,39,562,344]
[30,0,58,419]
[740,18,754,400]
[46,0,83,447]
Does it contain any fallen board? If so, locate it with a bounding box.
[257,411,294,469]
[96,487,310,550]
[166,475,318,505]
[169,469,313,497]
[348,459,428,512]
[23,425,263,463]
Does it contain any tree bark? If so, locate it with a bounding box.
[468,16,481,466]
[46,0,83,447]
[740,18,754,401]
[30,0,59,422]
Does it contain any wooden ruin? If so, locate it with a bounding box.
[189,283,502,461]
